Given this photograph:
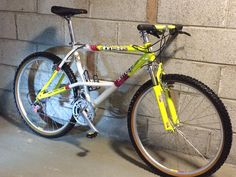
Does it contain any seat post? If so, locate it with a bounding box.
[66,17,76,46]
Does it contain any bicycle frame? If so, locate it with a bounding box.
[35,16,181,132]
[36,43,156,106]
[36,42,179,131]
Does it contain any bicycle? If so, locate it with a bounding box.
[14,6,232,177]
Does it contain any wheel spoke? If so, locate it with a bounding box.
[14,55,78,137]
[129,75,229,176]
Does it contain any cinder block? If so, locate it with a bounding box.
[118,22,144,45]
[227,0,236,28]
[0,12,16,39]
[17,14,65,45]
[0,39,36,66]
[67,18,118,45]
[95,52,152,112]
[36,44,54,52]
[165,27,236,65]
[95,108,129,140]
[222,99,236,133]
[106,83,140,113]
[0,65,16,91]
[157,0,227,27]
[90,0,147,21]
[0,89,20,121]
[219,66,236,99]
[226,133,236,164]
[0,0,36,12]
[38,0,89,16]
[96,52,149,85]
[164,59,221,92]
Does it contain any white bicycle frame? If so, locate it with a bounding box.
[60,45,117,107]
[40,17,153,108]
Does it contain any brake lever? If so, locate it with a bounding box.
[179,31,191,36]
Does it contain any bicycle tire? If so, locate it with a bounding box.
[128,74,232,177]
[14,52,78,138]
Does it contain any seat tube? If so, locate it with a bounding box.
[148,65,157,86]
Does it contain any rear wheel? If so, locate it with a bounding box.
[128,74,232,177]
[14,52,78,138]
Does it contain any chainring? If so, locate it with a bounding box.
[72,98,95,126]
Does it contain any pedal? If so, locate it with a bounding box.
[86,131,98,138]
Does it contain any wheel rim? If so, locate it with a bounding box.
[15,57,75,135]
[131,79,224,176]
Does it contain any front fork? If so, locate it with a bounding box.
[148,63,179,132]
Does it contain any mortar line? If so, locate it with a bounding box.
[217,66,223,96]
[0,37,61,47]
[36,0,39,13]
[224,0,231,27]
[156,0,159,22]
[14,13,18,40]
[182,24,236,30]
[0,36,236,68]
[0,36,235,68]
[0,63,17,69]
[73,17,236,30]
[1,9,236,30]
[116,23,119,45]
[220,96,236,102]
[0,88,13,93]
[166,57,236,67]
[88,0,92,18]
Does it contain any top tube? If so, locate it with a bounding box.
[76,44,152,53]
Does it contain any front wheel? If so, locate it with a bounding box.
[128,74,232,177]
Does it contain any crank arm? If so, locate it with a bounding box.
[81,110,99,133]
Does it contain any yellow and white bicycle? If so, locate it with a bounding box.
[14,6,232,177]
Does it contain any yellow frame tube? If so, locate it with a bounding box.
[36,70,59,100]
[54,74,65,90]
[164,89,180,125]
[37,86,67,100]
[153,85,174,131]
[153,63,180,131]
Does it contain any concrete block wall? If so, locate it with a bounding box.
[0,0,236,164]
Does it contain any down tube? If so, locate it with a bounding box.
[114,53,156,87]
[93,53,156,107]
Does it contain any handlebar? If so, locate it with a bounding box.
[137,24,191,37]
[169,24,191,36]
[178,31,191,36]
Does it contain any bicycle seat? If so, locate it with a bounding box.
[51,6,87,18]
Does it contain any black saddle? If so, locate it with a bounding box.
[51,6,87,18]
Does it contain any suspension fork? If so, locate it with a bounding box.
[148,63,179,132]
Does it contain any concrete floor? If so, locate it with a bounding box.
[0,116,236,177]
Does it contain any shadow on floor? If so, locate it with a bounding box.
[109,138,154,174]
